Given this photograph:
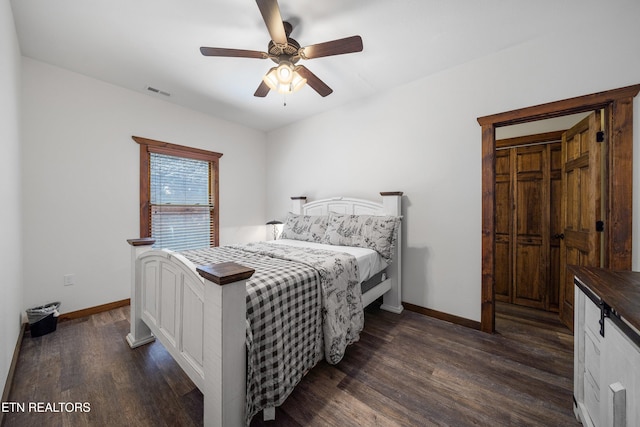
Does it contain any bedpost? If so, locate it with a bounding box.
[126,238,156,348]
[380,192,404,314]
[291,196,307,214]
[197,262,255,427]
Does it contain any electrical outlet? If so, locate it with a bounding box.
[64,274,75,286]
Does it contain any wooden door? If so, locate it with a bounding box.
[548,144,563,312]
[512,145,548,309]
[495,149,512,303]
[558,111,602,330]
[494,141,562,311]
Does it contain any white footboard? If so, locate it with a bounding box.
[127,238,254,426]
[128,245,206,389]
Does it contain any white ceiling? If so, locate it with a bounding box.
[10,0,596,132]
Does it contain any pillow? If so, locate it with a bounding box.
[322,212,401,263]
[279,213,328,243]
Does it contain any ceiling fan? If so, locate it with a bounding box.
[200,0,363,97]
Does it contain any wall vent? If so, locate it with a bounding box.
[146,86,171,97]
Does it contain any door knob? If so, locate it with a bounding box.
[553,233,565,239]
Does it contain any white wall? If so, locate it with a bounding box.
[266,1,640,321]
[0,0,23,394]
[14,0,640,328]
[21,58,267,314]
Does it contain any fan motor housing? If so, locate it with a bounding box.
[268,37,300,61]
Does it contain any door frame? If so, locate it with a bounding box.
[477,84,640,333]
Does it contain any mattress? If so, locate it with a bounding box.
[268,238,387,283]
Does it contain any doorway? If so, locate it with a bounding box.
[494,112,601,331]
[477,84,640,333]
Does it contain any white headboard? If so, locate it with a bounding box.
[291,192,402,217]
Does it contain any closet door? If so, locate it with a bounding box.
[548,144,563,312]
[495,141,561,311]
[495,149,512,303]
[512,145,548,309]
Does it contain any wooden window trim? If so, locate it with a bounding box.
[133,136,222,247]
[477,84,640,333]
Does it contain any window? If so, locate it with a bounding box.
[134,136,222,250]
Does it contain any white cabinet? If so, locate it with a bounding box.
[573,268,640,427]
[601,317,640,426]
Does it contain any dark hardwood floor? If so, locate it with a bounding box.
[4,302,579,427]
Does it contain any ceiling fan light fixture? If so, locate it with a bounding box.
[289,72,307,92]
[263,66,307,94]
[276,61,294,84]
[276,69,306,94]
[263,67,280,91]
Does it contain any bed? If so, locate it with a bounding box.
[126,192,403,426]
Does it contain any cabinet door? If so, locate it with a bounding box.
[601,318,640,426]
[584,297,602,425]
[574,285,603,427]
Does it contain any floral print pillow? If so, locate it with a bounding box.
[279,213,328,242]
[322,212,401,263]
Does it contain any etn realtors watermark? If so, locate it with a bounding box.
[2,401,91,413]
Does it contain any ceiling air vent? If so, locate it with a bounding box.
[146,86,171,97]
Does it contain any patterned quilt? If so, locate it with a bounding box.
[180,242,363,425]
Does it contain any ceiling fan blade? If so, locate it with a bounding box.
[296,66,333,97]
[255,0,287,45]
[200,47,267,59]
[300,35,363,59]
[254,80,270,97]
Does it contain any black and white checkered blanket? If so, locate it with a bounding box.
[180,242,362,425]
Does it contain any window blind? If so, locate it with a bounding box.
[150,152,212,251]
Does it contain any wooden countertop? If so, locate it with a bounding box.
[570,265,640,335]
